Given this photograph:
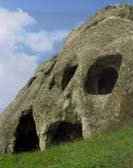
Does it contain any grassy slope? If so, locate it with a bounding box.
[0,127,133,168]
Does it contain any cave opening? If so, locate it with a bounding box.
[14,110,39,152]
[85,55,122,95]
[85,67,118,95]
[62,65,78,90]
[47,122,82,146]
[97,67,118,94]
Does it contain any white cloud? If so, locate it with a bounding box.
[0,8,69,111]
[22,30,68,53]
[0,8,36,35]
[0,54,37,110]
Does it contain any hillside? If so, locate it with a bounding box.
[0,126,133,168]
[1,4,133,168]
[2,4,133,154]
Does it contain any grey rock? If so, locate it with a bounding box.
[1,5,133,153]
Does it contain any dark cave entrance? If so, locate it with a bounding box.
[85,67,118,95]
[62,65,78,90]
[96,67,118,94]
[47,122,82,146]
[14,110,39,152]
[85,55,122,95]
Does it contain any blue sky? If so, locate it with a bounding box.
[1,0,133,30]
[0,0,132,12]
[0,0,133,111]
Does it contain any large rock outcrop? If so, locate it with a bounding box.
[1,5,133,153]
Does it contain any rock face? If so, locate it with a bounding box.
[1,5,133,153]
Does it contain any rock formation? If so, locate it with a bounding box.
[1,5,133,153]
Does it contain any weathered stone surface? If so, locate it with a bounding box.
[1,5,133,153]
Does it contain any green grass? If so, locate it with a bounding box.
[1,126,133,168]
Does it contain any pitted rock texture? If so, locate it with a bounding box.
[1,5,133,153]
